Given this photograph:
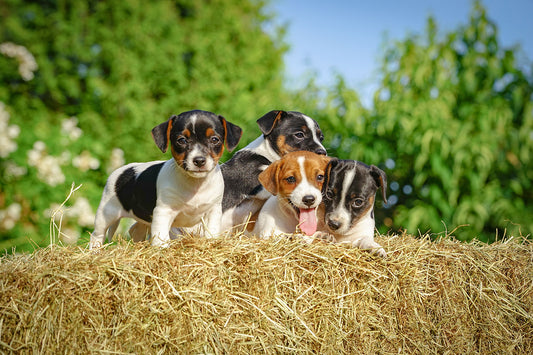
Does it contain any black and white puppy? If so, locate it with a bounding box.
[90,110,242,249]
[220,110,326,232]
[320,159,388,257]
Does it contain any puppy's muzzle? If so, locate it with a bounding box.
[302,195,316,207]
[327,218,342,231]
[315,148,327,155]
[193,156,206,167]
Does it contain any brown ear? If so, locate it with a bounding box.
[258,160,281,195]
[152,115,175,153]
[219,115,242,152]
[370,165,388,203]
[256,110,285,135]
[322,158,339,193]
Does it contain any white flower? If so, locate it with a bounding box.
[0,42,38,81]
[60,228,79,245]
[0,102,19,158]
[72,150,100,172]
[107,148,125,173]
[0,203,22,230]
[61,117,82,141]
[4,161,27,178]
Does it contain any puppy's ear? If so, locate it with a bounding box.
[370,165,387,203]
[258,160,281,195]
[323,158,339,192]
[152,115,175,153]
[219,115,242,152]
[256,110,285,136]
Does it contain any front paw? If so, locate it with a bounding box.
[312,231,337,243]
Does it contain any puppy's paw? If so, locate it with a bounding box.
[312,231,337,243]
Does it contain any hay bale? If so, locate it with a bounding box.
[1,233,532,353]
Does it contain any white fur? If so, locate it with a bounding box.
[322,164,386,257]
[253,155,322,239]
[90,159,223,249]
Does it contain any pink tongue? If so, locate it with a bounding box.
[299,208,317,236]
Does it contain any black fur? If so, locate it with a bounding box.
[258,110,326,156]
[221,150,271,211]
[115,162,164,222]
[322,160,387,226]
[221,110,326,213]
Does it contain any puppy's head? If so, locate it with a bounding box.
[259,151,331,235]
[152,110,242,178]
[257,110,327,157]
[322,159,387,235]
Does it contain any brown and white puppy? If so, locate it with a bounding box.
[252,151,330,239]
[320,159,388,257]
[221,110,327,232]
[90,110,242,249]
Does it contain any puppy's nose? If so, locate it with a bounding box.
[193,157,206,167]
[315,148,327,155]
[302,195,316,207]
[327,219,341,231]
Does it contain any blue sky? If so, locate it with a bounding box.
[270,0,533,106]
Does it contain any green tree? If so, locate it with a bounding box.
[312,2,533,241]
[0,0,289,250]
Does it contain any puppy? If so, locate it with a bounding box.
[221,110,326,232]
[320,159,388,257]
[90,110,242,249]
[252,151,331,239]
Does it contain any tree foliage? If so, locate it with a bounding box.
[0,1,531,250]
[303,2,533,242]
[0,0,288,250]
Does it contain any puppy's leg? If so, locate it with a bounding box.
[151,205,178,247]
[204,205,222,238]
[90,200,123,249]
[129,222,150,242]
[353,237,387,258]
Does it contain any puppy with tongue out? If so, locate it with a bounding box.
[253,151,330,239]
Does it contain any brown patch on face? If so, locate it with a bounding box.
[206,127,224,161]
[276,135,297,156]
[171,146,186,168]
[300,152,330,191]
[170,128,190,168]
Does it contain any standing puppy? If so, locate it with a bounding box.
[90,110,242,249]
[253,151,331,239]
[221,110,327,232]
[320,159,388,257]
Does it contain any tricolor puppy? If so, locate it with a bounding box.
[320,159,388,257]
[252,151,331,239]
[221,110,326,232]
[89,110,242,249]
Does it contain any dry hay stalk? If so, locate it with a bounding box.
[0,233,532,354]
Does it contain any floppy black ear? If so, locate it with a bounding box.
[152,115,176,153]
[370,165,387,203]
[322,158,339,193]
[256,110,285,135]
[219,115,242,152]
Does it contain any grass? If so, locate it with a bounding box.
[0,232,532,354]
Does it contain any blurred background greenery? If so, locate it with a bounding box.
[1,0,531,251]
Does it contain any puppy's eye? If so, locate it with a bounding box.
[177,137,188,145]
[294,131,304,139]
[352,198,365,208]
[326,189,335,199]
[316,174,324,182]
[210,136,221,145]
[285,176,296,184]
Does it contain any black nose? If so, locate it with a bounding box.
[315,148,327,155]
[327,219,341,231]
[302,195,316,207]
[193,157,206,167]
